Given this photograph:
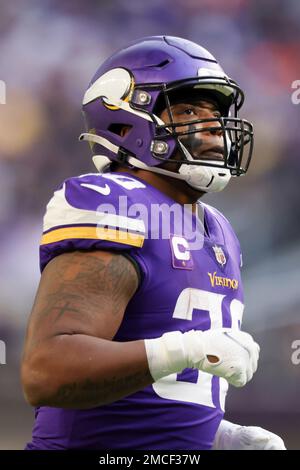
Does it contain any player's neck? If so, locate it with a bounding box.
[115,166,205,211]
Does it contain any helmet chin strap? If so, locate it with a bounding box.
[81,132,231,193]
[177,140,231,192]
[129,153,231,193]
[126,139,231,193]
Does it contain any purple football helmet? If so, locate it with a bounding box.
[80,36,253,192]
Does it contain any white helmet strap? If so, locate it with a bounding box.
[80,133,231,193]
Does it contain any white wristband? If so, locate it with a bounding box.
[144,331,188,381]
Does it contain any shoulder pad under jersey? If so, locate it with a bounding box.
[40,172,147,271]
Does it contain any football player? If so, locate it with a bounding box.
[21,36,285,450]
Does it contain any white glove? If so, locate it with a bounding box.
[144,328,259,387]
[213,420,286,450]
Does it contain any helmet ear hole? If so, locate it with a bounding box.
[108,124,132,137]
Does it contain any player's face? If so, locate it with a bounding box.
[159,98,225,162]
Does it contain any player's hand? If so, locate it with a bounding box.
[182,328,259,387]
[213,420,286,450]
[144,328,259,386]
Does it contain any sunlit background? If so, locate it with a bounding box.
[0,0,299,449]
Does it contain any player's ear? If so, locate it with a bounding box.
[120,125,131,137]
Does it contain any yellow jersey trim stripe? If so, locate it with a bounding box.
[40,226,144,248]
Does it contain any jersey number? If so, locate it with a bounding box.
[152,288,243,411]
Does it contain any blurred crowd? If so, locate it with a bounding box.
[0,0,299,448]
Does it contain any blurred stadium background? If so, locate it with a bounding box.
[0,0,299,449]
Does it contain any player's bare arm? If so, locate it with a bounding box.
[21,250,152,409]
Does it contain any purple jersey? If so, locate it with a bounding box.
[26,172,244,450]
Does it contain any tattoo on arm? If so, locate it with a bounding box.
[50,369,150,408]
[31,251,138,332]
[22,252,148,406]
